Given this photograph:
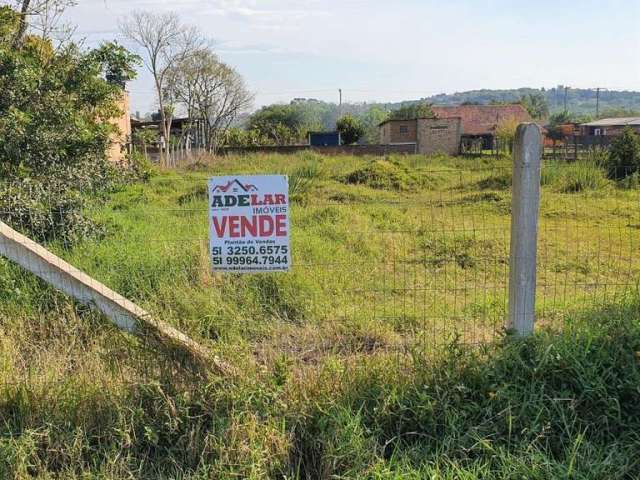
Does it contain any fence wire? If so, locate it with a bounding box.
[0,157,639,388]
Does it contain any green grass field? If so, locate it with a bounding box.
[1,152,639,478]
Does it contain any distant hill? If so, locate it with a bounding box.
[421,86,640,116]
[244,87,640,133]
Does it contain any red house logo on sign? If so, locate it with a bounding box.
[211,179,258,193]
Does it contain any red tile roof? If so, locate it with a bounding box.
[431,104,532,136]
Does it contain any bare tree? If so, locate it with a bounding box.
[120,11,203,166]
[10,0,76,47]
[166,48,253,154]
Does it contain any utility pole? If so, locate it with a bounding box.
[338,88,342,117]
[595,87,607,118]
[564,86,569,113]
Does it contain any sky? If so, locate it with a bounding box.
[58,0,640,115]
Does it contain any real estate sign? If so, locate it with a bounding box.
[208,175,290,273]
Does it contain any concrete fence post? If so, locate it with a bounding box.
[0,220,234,376]
[507,123,542,336]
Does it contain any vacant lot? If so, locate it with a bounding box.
[1,153,639,478]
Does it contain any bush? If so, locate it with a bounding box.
[0,159,133,246]
[606,127,640,179]
[343,159,420,191]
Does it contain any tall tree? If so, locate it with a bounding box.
[120,11,203,165]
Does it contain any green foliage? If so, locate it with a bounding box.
[359,105,389,144]
[248,102,323,145]
[336,114,364,145]
[223,127,273,147]
[89,41,142,87]
[389,101,434,120]
[288,155,323,202]
[0,14,141,244]
[0,6,19,43]
[429,86,640,116]
[599,107,640,119]
[606,127,640,179]
[0,159,126,245]
[0,42,117,171]
[344,159,421,191]
[519,92,549,119]
[547,110,595,126]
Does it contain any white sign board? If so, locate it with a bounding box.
[208,175,290,273]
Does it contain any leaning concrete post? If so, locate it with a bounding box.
[0,220,235,376]
[508,123,542,336]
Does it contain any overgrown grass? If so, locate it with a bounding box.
[1,152,639,478]
[1,297,639,478]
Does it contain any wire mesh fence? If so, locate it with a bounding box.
[1,154,639,387]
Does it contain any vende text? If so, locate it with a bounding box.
[212,214,287,238]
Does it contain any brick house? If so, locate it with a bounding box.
[431,104,532,150]
[379,104,533,155]
[379,117,462,156]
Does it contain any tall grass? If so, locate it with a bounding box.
[1,298,639,478]
[541,155,610,193]
[0,151,639,478]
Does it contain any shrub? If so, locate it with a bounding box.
[343,159,420,191]
[289,161,322,202]
[0,159,133,246]
[606,127,640,179]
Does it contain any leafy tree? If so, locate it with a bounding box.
[606,127,640,179]
[89,41,141,87]
[247,104,306,145]
[598,107,640,119]
[520,92,549,120]
[336,114,364,145]
[0,6,19,43]
[389,101,434,120]
[0,40,134,172]
[358,106,389,144]
[0,5,141,243]
[132,128,157,157]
